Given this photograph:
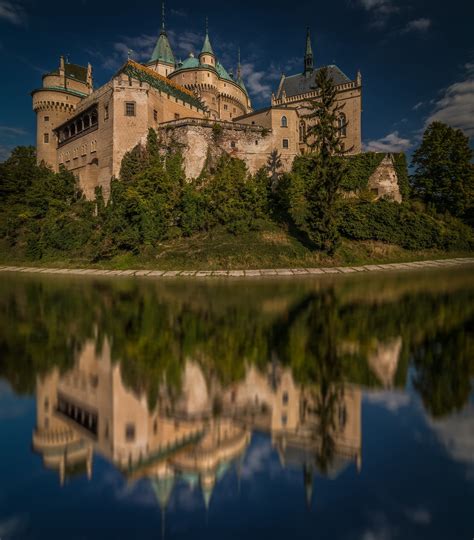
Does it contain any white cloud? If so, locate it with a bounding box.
[405,507,431,525]
[428,404,474,468]
[0,125,27,136]
[412,101,424,111]
[403,18,431,33]
[364,390,411,412]
[241,62,273,99]
[357,0,399,28]
[0,0,26,25]
[425,73,474,137]
[364,131,412,152]
[168,29,202,59]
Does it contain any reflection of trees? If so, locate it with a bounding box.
[413,316,474,418]
[1,273,473,421]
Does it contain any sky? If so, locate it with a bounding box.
[0,0,473,161]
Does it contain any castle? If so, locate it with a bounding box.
[32,10,362,199]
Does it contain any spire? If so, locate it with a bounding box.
[303,464,314,509]
[149,3,175,64]
[236,48,248,96]
[304,27,314,75]
[200,17,215,57]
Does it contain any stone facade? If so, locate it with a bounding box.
[31,16,378,201]
[368,154,402,202]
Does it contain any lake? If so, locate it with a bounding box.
[0,268,473,539]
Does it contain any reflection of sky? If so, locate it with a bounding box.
[0,381,473,539]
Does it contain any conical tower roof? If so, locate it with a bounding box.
[151,474,175,510]
[150,3,175,65]
[200,18,215,56]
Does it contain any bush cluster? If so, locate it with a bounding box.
[339,199,474,251]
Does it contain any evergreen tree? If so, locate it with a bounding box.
[411,122,474,220]
[296,67,347,253]
[266,149,282,192]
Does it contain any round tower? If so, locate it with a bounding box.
[32,56,92,169]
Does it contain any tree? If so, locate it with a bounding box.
[411,121,474,220]
[293,67,348,253]
[266,149,282,192]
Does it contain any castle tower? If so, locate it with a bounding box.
[148,2,176,77]
[31,56,92,169]
[304,27,314,75]
[199,18,216,68]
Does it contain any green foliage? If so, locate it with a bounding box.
[211,122,224,142]
[392,152,410,200]
[339,199,474,250]
[411,121,474,219]
[341,152,385,191]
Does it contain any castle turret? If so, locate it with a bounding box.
[31,56,92,168]
[148,2,176,77]
[199,18,216,67]
[304,27,314,75]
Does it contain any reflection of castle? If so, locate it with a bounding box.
[33,340,366,510]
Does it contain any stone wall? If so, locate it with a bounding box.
[158,118,299,178]
[368,154,402,202]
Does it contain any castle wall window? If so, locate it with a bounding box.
[174,113,180,120]
[282,391,289,405]
[104,105,109,120]
[125,423,136,442]
[153,109,158,121]
[338,113,347,137]
[43,133,49,143]
[224,104,228,110]
[281,115,288,127]
[231,141,236,148]
[125,101,136,116]
[44,116,49,122]
[282,138,289,149]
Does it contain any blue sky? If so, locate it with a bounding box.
[0,0,473,161]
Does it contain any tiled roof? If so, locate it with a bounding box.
[277,65,352,98]
[119,60,205,111]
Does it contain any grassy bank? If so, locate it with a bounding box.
[1,223,472,270]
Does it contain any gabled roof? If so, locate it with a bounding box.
[150,30,175,65]
[276,65,352,99]
[118,60,205,111]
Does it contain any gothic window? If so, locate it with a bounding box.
[338,113,347,137]
[299,121,306,142]
[125,101,136,116]
[282,138,289,149]
[281,115,288,127]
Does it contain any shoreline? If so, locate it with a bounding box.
[1,257,473,279]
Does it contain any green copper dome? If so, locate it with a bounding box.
[149,30,175,65]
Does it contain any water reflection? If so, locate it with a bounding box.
[0,268,473,538]
[32,340,361,510]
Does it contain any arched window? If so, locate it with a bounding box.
[299,120,306,142]
[338,113,347,137]
[281,115,288,128]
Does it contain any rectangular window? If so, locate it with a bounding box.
[174,113,180,120]
[153,109,158,121]
[282,138,289,149]
[125,102,136,116]
[43,133,49,143]
[44,116,49,122]
[125,423,136,442]
[104,105,109,120]
[224,104,228,110]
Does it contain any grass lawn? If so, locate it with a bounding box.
[1,222,472,270]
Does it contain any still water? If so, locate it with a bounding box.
[0,268,473,539]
